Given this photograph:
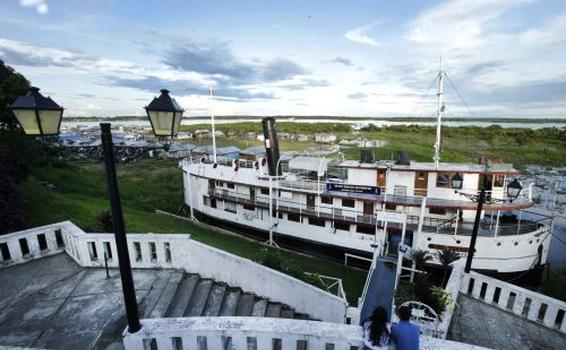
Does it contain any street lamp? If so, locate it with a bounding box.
[454,174,523,273]
[144,89,184,139]
[506,178,523,201]
[450,173,463,190]
[8,87,63,136]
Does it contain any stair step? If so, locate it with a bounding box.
[202,283,227,316]
[185,279,214,316]
[235,293,255,316]
[165,274,199,317]
[149,271,184,318]
[219,288,242,316]
[265,303,281,318]
[251,299,268,317]
[280,307,295,319]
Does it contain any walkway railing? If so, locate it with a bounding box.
[122,317,487,350]
[462,271,566,334]
[1,221,347,323]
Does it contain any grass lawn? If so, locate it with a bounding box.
[19,159,367,305]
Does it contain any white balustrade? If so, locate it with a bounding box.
[123,316,489,350]
[461,271,566,333]
[1,221,347,323]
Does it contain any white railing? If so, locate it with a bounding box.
[1,221,347,323]
[122,316,488,350]
[437,262,465,339]
[462,271,566,334]
[0,221,74,267]
[304,272,347,300]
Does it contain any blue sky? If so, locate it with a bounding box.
[1,0,565,118]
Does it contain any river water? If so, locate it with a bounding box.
[61,119,566,130]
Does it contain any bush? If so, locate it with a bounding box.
[97,209,114,232]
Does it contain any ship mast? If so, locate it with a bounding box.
[433,56,444,168]
[209,86,217,163]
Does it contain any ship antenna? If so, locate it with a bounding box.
[433,55,444,168]
[209,86,217,163]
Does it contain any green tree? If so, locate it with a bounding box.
[436,248,461,286]
[0,59,30,130]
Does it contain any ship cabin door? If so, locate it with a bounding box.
[363,201,374,215]
[377,169,387,190]
[250,187,256,201]
[306,194,315,209]
[414,171,428,197]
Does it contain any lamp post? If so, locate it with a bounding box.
[452,173,522,273]
[144,89,184,144]
[100,123,141,333]
[8,86,63,136]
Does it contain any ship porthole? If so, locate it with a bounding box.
[496,242,501,247]
[529,240,533,244]
[514,242,518,246]
[427,237,432,241]
[536,239,540,243]
[456,240,461,244]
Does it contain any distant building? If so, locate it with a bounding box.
[214,130,225,138]
[315,133,336,143]
[177,132,193,140]
[296,134,309,142]
[256,134,265,141]
[194,129,210,138]
[167,143,196,159]
[193,145,240,161]
[246,132,257,140]
[241,146,266,161]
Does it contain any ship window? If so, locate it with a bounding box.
[309,217,326,227]
[342,199,355,208]
[334,221,350,232]
[385,203,396,211]
[493,175,505,187]
[243,204,255,211]
[436,173,450,188]
[321,196,333,204]
[429,207,447,215]
[260,187,269,195]
[356,224,374,235]
[224,202,237,213]
[288,213,301,222]
[227,182,235,189]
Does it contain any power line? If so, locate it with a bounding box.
[444,73,477,119]
[409,74,439,117]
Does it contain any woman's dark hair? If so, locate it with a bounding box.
[369,306,390,345]
[398,305,412,321]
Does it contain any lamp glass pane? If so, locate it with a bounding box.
[149,110,175,136]
[38,110,62,135]
[13,109,40,135]
[172,111,183,135]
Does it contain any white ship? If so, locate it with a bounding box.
[181,66,553,277]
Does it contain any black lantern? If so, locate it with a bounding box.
[507,178,523,200]
[450,173,463,189]
[144,89,184,137]
[8,87,63,136]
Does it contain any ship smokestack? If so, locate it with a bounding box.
[261,117,281,176]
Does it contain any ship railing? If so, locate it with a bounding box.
[303,272,347,300]
[429,210,552,237]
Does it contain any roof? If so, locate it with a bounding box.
[288,156,332,174]
[336,160,520,174]
[193,145,240,155]
[241,146,266,155]
[168,143,196,152]
[9,87,63,110]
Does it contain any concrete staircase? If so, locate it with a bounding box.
[148,272,311,320]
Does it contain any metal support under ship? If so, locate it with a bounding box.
[181,117,552,277]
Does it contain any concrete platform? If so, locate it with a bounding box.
[448,294,566,350]
[0,253,175,350]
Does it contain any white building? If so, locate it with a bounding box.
[315,133,337,143]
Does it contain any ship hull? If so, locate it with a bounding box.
[190,206,546,281]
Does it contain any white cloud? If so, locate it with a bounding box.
[20,0,49,15]
[344,23,380,47]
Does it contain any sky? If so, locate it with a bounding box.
[0,0,565,118]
